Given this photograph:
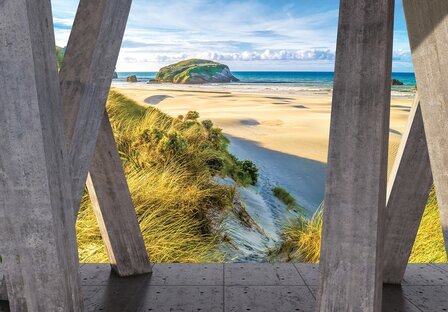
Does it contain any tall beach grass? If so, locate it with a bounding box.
[76,91,257,263]
[274,189,446,263]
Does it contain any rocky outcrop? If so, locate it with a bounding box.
[392,79,404,85]
[113,72,118,79]
[156,59,239,84]
[127,75,137,82]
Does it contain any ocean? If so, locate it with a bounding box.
[114,71,417,97]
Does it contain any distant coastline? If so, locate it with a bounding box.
[113,71,417,98]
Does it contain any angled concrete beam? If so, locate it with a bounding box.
[60,0,150,276]
[0,0,82,310]
[0,274,6,301]
[317,0,394,311]
[383,96,433,285]
[403,0,448,254]
[59,0,132,213]
[86,112,152,276]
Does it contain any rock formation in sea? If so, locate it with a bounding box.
[155,59,240,84]
[392,79,404,85]
[127,75,138,82]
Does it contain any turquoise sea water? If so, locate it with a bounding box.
[116,71,416,93]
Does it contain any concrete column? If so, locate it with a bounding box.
[0,0,82,310]
[0,274,6,301]
[383,96,433,284]
[59,0,132,213]
[86,113,152,276]
[60,0,151,276]
[317,0,394,311]
[403,0,448,255]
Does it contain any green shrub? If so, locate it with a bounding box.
[206,156,225,172]
[240,160,258,184]
[186,111,200,121]
[202,120,214,131]
[76,91,242,263]
[272,187,301,211]
[158,131,188,154]
[223,156,258,186]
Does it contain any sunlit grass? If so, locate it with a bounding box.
[274,189,447,264]
[409,188,447,263]
[76,90,250,263]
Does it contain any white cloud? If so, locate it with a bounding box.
[393,50,412,62]
[52,0,413,71]
[194,49,335,62]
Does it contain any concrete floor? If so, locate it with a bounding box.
[1,263,448,311]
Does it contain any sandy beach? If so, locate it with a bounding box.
[112,85,413,169]
[108,84,415,260]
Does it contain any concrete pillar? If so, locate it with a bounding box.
[60,0,151,276]
[317,0,394,311]
[0,0,82,310]
[383,96,433,284]
[59,0,132,213]
[86,113,152,276]
[0,274,6,301]
[403,0,448,256]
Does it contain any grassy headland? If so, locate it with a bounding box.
[76,91,258,263]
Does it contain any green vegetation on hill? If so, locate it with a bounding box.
[272,188,447,263]
[156,59,239,84]
[76,91,257,263]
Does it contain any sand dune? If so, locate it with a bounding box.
[112,86,413,167]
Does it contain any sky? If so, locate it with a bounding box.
[52,0,414,72]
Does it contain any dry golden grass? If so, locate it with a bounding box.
[409,188,448,263]
[76,91,239,263]
[277,189,447,264]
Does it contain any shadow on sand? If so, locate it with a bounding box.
[144,95,173,105]
[226,135,326,212]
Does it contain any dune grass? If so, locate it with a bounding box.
[269,209,322,262]
[274,189,447,263]
[409,188,447,262]
[76,91,257,263]
[272,186,303,212]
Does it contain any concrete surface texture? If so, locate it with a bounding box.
[0,0,82,310]
[403,0,448,256]
[1,263,446,312]
[86,112,151,276]
[318,0,394,311]
[383,97,433,284]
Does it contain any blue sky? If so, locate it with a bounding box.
[52,0,414,72]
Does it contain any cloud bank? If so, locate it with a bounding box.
[52,0,413,72]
